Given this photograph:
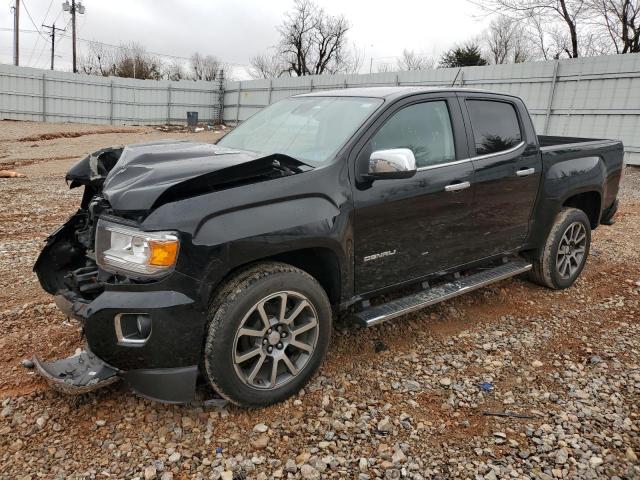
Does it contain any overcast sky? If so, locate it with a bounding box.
[1,0,489,78]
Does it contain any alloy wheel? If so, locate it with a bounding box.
[232,291,319,390]
[556,221,587,279]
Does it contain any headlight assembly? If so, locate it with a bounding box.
[95,219,179,277]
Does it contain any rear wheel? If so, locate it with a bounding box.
[529,207,591,289]
[204,262,332,407]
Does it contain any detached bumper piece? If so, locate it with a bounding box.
[33,349,119,395]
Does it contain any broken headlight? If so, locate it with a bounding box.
[95,219,179,277]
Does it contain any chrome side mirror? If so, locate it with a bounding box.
[366,148,417,180]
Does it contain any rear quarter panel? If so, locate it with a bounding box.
[525,140,624,248]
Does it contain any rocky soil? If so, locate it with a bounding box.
[0,121,638,479]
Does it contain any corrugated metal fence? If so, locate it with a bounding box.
[0,64,224,125]
[224,54,640,165]
[1,54,640,164]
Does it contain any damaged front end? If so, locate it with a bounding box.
[32,141,310,402]
[33,147,125,396]
[34,147,121,304]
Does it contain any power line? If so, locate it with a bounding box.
[42,22,65,70]
[0,28,251,68]
[31,2,63,68]
[64,0,86,73]
[33,17,70,68]
[31,34,50,67]
[19,0,49,66]
[65,35,251,68]
[41,0,54,24]
[27,0,57,67]
[20,0,47,41]
[10,0,19,65]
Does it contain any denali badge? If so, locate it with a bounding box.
[364,250,397,262]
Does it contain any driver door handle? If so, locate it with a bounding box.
[444,181,471,192]
[516,167,536,177]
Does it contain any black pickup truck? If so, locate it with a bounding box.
[33,87,624,406]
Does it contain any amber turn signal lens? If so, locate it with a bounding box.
[149,240,179,267]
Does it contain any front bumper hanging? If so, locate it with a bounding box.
[33,349,120,395]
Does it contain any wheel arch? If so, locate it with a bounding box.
[562,190,601,229]
[206,247,343,308]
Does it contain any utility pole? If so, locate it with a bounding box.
[11,0,20,66]
[71,0,77,72]
[43,23,66,70]
[62,0,85,73]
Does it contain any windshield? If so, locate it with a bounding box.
[217,96,383,166]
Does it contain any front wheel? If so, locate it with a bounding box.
[529,207,591,289]
[203,262,332,407]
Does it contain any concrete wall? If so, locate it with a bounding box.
[224,54,640,165]
[1,54,639,164]
[0,64,224,125]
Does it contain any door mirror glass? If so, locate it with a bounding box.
[367,149,417,180]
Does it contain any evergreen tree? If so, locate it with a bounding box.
[439,44,488,68]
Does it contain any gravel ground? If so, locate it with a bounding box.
[0,121,639,479]
[0,120,229,169]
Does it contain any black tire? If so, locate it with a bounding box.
[529,207,591,290]
[204,262,332,407]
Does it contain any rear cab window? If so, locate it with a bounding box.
[466,100,522,155]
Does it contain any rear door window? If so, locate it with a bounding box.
[466,100,522,155]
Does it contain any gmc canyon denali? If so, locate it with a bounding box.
[33,87,624,406]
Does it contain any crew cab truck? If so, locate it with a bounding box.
[33,87,624,406]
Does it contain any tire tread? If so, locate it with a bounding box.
[204,262,330,407]
[529,207,590,289]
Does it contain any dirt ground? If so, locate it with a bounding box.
[0,120,638,479]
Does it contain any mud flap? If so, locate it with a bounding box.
[33,350,120,395]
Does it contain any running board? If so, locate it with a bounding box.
[355,258,532,327]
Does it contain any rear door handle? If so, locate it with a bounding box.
[444,181,471,192]
[516,167,536,177]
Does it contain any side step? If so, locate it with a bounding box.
[355,258,532,327]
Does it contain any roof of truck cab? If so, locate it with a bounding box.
[296,86,504,100]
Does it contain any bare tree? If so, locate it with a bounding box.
[396,49,435,70]
[484,15,516,63]
[249,51,287,78]
[164,59,186,81]
[113,43,162,80]
[375,62,395,73]
[78,42,162,79]
[587,0,640,53]
[476,0,589,58]
[79,43,117,76]
[513,31,535,61]
[483,15,535,63]
[277,0,351,76]
[190,53,223,81]
[328,43,366,74]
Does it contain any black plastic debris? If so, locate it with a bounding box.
[33,349,119,395]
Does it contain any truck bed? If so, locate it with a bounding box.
[537,134,624,227]
[537,135,622,151]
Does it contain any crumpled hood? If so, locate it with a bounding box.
[66,140,309,211]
